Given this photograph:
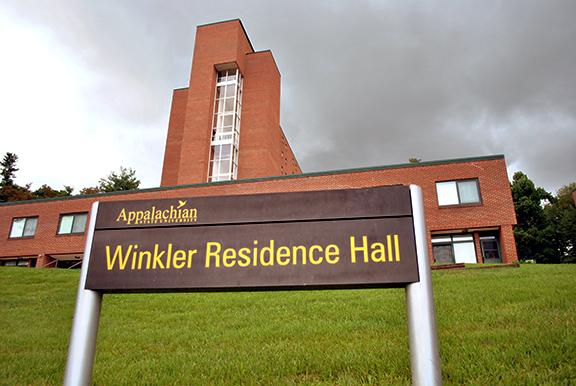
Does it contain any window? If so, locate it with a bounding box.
[58,213,88,235]
[480,233,502,263]
[208,68,243,182]
[0,259,34,267]
[9,217,38,238]
[432,234,477,264]
[436,179,480,206]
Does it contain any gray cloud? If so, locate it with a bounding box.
[1,0,575,193]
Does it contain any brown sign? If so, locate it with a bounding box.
[85,186,419,292]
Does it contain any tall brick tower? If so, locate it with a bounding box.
[160,19,300,186]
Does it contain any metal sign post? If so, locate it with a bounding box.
[407,185,442,385]
[63,186,441,385]
[64,202,102,386]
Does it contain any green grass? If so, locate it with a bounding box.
[1,265,575,385]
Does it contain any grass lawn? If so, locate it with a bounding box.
[0,264,575,385]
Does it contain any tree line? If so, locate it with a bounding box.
[511,172,575,264]
[0,152,140,202]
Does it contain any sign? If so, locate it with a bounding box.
[85,186,419,292]
[66,185,440,386]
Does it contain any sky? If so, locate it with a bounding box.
[1,0,575,194]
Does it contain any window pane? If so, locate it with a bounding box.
[224,98,235,112]
[23,217,37,236]
[436,181,458,205]
[226,84,236,98]
[453,242,476,263]
[219,159,231,174]
[215,99,224,113]
[10,218,25,238]
[208,160,216,176]
[452,234,473,242]
[458,180,480,203]
[72,214,87,233]
[223,114,233,126]
[216,86,225,99]
[433,245,454,264]
[59,216,74,234]
[220,144,232,158]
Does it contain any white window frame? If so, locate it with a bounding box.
[208,68,242,182]
[436,179,481,206]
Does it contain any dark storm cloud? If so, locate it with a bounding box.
[3,0,575,192]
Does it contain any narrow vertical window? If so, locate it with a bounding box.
[208,68,243,182]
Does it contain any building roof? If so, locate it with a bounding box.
[0,154,505,207]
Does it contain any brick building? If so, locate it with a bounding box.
[0,19,517,268]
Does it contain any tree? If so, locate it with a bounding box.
[33,184,73,199]
[510,172,556,263]
[1,152,19,186]
[544,182,576,263]
[0,184,34,202]
[79,186,101,195]
[98,167,141,192]
[408,157,422,164]
[0,152,34,202]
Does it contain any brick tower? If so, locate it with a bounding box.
[160,19,300,186]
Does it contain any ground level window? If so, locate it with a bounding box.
[9,217,38,238]
[58,213,88,235]
[432,234,477,264]
[0,258,35,267]
[480,234,502,263]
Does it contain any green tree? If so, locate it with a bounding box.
[408,157,422,164]
[510,172,555,263]
[544,183,576,263]
[0,152,34,202]
[1,152,19,186]
[98,167,141,192]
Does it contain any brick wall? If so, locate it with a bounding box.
[0,156,517,263]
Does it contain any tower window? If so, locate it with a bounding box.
[208,68,242,182]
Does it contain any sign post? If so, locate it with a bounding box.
[407,185,442,385]
[64,202,102,386]
[64,185,441,385]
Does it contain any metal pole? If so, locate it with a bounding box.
[406,185,442,386]
[64,202,102,386]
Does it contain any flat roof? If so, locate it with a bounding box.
[0,154,505,207]
[197,18,255,53]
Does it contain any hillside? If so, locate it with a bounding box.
[1,265,574,385]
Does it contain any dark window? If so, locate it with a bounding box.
[0,259,32,267]
[480,235,502,263]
